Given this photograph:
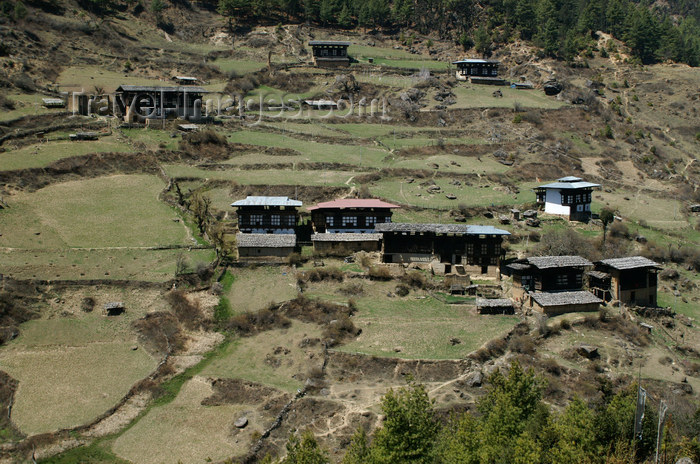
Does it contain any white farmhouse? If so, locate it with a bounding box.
[534,176,600,221]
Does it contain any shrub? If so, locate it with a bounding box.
[165,289,205,330]
[509,334,536,355]
[80,297,95,312]
[287,252,303,266]
[400,270,428,288]
[368,265,392,280]
[395,284,410,297]
[602,124,614,139]
[338,282,364,296]
[512,113,522,124]
[298,267,344,283]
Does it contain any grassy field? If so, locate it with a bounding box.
[339,290,517,359]
[0,175,187,248]
[226,266,298,314]
[212,58,268,75]
[201,321,324,392]
[120,127,182,151]
[0,248,214,281]
[0,288,163,435]
[113,376,249,464]
[164,165,358,187]
[0,137,133,171]
[451,86,568,109]
[0,93,61,121]
[56,66,167,93]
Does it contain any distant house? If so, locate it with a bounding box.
[309,41,351,67]
[114,85,208,122]
[42,98,66,108]
[308,199,399,256]
[374,223,510,277]
[508,255,593,300]
[173,76,199,85]
[529,291,602,316]
[476,298,515,315]
[534,176,600,222]
[591,256,661,306]
[452,59,507,85]
[231,196,301,234]
[236,234,296,259]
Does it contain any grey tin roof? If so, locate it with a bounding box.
[231,196,303,207]
[452,59,500,64]
[527,255,592,269]
[374,223,510,235]
[598,256,660,270]
[311,233,382,242]
[476,298,514,308]
[531,291,602,307]
[236,234,296,248]
[309,40,351,46]
[115,85,208,93]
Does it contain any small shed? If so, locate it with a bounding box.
[236,233,296,258]
[529,291,601,316]
[476,298,515,315]
[173,76,199,85]
[303,100,339,110]
[104,302,125,316]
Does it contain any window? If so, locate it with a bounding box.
[326,215,334,227]
[556,274,568,286]
[491,69,497,76]
[491,256,498,265]
[466,243,474,255]
[481,243,488,254]
[494,243,501,255]
[342,216,357,227]
[284,216,296,227]
[385,216,392,223]
[271,215,280,226]
[575,194,581,203]
[365,216,376,226]
[482,67,488,75]
[251,214,263,225]
[577,205,583,212]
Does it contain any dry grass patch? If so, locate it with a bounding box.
[227,266,298,314]
[113,376,251,464]
[201,321,324,393]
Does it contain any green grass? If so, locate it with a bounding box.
[0,248,214,281]
[0,175,187,248]
[120,127,182,151]
[658,291,698,319]
[338,292,518,359]
[0,137,133,171]
[40,441,131,464]
[360,57,449,71]
[0,93,60,121]
[451,86,568,109]
[348,44,423,60]
[212,58,267,75]
[164,165,359,187]
[226,266,297,314]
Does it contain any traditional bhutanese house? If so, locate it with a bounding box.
[42,98,66,108]
[529,291,602,316]
[476,298,515,315]
[114,85,208,122]
[309,41,351,67]
[231,196,302,234]
[452,59,507,85]
[534,176,600,222]
[591,256,661,306]
[374,223,510,277]
[308,199,399,256]
[508,255,593,300]
[236,234,296,259]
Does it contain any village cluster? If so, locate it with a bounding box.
[231,174,660,318]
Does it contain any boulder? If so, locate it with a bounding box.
[234,417,248,429]
[544,80,563,96]
[465,370,483,387]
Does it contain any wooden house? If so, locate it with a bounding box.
[173,76,199,85]
[591,256,660,306]
[236,234,296,259]
[374,223,510,277]
[452,59,507,85]
[231,196,301,234]
[114,85,208,122]
[508,255,592,300]
[529,291,601,316]
[308,199,398,256]
[534,176,600,222]
[309,41,351,67]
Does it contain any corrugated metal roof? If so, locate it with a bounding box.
[527,255,592,269]
[231,196,303,207]
[452,59,500,64]
[309,40,351,46]
[531,291,601,307]
[557,176,583,182]
[308,199,400,211]
[598,256,660,270]
[115,85,208,93]
[374,223,510,235]
[311,233,382,242]
[236,233,296,248]
[476,298,514,308]
[537,181,600,189]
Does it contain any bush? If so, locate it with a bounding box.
[338,282,364,296]
[182,129,228,147]
[509,334,536,355]
[368,265,392,280]
[395,284,410,297]
[80,297,95,312]
[165,289,205,330]
[400,270,428,288]
[287,252,303,267]
[298,267,344,283]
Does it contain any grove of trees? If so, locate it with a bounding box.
[272,362,700,464]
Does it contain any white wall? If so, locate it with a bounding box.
[544,189,570,216]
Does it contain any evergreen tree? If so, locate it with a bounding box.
[281,430,329,464]
[342,427,371,464]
